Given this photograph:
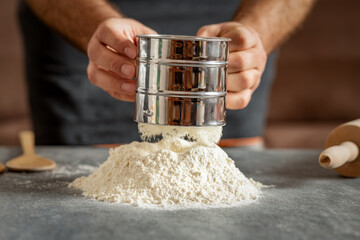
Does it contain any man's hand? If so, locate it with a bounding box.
[87,18,156,102]
[197,22,267,110]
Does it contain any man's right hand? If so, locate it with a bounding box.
[87,18,156,102]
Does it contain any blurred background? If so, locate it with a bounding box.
[0,0,359,148]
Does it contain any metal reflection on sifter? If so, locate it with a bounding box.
[134,34,230,127]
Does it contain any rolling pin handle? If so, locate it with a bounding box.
[319,141,359,169]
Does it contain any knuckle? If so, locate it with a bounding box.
[251,73,260,90]
[109,91,120,99]
[247,27,258,39]
[109,59,122,73]
[235,53,248,69]
[110,79,122,92]
[234,27,255,47]
[97,25,106,39]
[99,20,112,34]
[262,50,267,60]
[238,95,250,109]
[259,50,267,65]
[97,20,115,41]
[87,41,98,60]
[198,26,208,36]
[254,70,261,81]
[225,97,233,110]
[198,26,206,32]
[234,28,248,44]
[87,65,97,85]
[112,92,120,99]
[241,73,253,89]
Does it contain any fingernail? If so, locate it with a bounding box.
[124,47,137,59]
[122,83,136,93]
[121,64,135,77]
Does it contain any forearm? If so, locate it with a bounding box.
[26,0,123,52]
[233,0,316,53]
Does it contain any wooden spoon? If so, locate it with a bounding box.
[6,131,56,172]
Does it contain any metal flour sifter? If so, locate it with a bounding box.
[134,34,230,127]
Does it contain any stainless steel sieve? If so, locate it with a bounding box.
[134,34,230,126]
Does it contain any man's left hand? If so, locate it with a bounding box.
[197,22,267,110]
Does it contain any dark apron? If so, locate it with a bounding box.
[18,0,278,145]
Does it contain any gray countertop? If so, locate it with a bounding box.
[0,146,359,240]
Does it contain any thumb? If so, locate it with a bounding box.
[142,26,157,35]
[196,24,222,37]
[134,26,157,46]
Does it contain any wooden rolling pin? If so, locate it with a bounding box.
[319,119,360,177]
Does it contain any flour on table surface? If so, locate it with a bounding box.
[53,164,96,177]
[69,124,263,209]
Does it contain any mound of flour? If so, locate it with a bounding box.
[69,124,262,209]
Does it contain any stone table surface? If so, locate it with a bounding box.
[0,146,359,240]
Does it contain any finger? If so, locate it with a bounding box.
[88,41,136,79]
[95,20,138,59]
[134,27,158,45]
[227,69,260,92]
[226,89,253,110]
[222,27,257,52]
[87,61,136,95]
[108,91,136,102]
[196,24,222,37]
[228,49,259,73]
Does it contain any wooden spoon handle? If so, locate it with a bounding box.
[20,131,35,155]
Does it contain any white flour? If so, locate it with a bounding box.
[138,123,223,144]
[69,124,263,209]
[52,164,96,177]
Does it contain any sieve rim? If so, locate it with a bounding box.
[133,120,226,127]
[137,89,227,98]
[136,34,231,42]
[137,59,227,66]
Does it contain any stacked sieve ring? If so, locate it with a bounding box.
[134,34,230,126]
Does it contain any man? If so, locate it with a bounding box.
[19,0,315,146]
